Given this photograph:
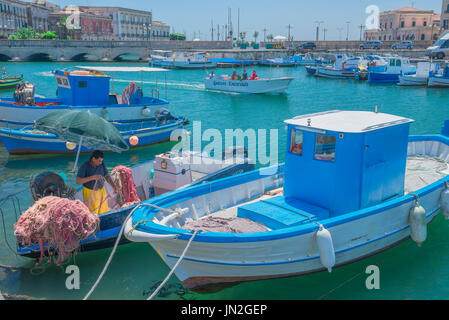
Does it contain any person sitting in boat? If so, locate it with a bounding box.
[250,70,259,80]
[231,71,239,80]
[242,70,248,80]
[209,71,216,79]
[76,150,119,215]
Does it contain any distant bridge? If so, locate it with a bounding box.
[0,40,233,62]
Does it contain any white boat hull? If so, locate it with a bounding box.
[126,139,449,290]
[398,75,428,86]
[204,77,294,94]
[428,76,449,88]
[0,104,166,128]
[315,67,355,79]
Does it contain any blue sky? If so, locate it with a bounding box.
[56,0,443,40]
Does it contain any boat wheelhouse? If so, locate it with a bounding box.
[368,56,416,83]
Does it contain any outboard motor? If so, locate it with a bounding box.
[154,108,176,122]
[30,172,76,201]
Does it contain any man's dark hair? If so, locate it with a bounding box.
[91,150,104,160]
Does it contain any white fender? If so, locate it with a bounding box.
[441,188,449,220]
[124,218,179,242]
[141,107,151,117]
[316,225,335,272]
[409,204,427,247]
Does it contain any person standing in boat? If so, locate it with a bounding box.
[76,150,118,215]
[250,70,259,80]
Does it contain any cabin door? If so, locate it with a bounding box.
[360,132,387,209]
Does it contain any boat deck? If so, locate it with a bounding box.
[184,155,449,233]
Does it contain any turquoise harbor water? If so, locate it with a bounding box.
[1,61,449,300]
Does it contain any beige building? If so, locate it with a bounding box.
[151,20,170,40]
[365,7,440,42]
[27,1,51,33]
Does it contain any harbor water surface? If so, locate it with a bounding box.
[1,61,449,300]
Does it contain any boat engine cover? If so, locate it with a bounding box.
[30,172,75,201]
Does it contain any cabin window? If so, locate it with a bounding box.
[390,59,396,67]
[314,135,336,162]
[290,130,303,156]
[56,78,62,85]
[78,81,87,88]
[396,59,402,67]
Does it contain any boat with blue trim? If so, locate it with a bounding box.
[0,66,172,128]
[0,114,187,155]
[368,56,416,83]
[150,51,217,69]
[124,110,449,291]
[16,147,255,258]
[315,54,368,79]
[427,63,449,88]
[259,57,297,67]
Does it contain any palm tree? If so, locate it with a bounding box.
[267,34,274,42]
[253,31,259,43]
[239,31,247,43]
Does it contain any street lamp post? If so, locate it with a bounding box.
[315,21,323,41]
[346,21,351,41]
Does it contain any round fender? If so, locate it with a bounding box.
[409,204,427,247]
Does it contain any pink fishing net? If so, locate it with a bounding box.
[14,196,99,266]
[111,165,141,208]
[182,216,269,233]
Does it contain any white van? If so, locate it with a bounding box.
[426,31,449,59]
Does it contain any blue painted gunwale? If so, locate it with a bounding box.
[132,134,449,243]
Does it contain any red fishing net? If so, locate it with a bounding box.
[111,165,141,208]
[14,196,99,266]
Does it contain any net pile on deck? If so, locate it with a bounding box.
[111,165,141,208]
[14,196,99,265]
[405,155,449,194]
[182,216,270,233]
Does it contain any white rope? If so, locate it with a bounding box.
[83,203,179,300]
[147,229,200,300]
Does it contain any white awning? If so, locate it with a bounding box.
[76,66,170,73]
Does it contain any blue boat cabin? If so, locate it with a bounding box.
[282,110,414,217]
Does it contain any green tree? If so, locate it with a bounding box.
[267,34,274,42]
[239,32,246,43]
[10,27,40,40]
[253,31,259,43]
[41,31,57,40]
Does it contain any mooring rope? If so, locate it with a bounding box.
[83,202,181,300]
[147,229,200,300]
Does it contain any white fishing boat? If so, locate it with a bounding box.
[398,62,431,86]
[150,52,217,69]
[204,75,294,94]
[315,55,368,79]
[125,110,449,291]
[428,64,449,88]
[368,56,416,83]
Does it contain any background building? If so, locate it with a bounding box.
[151,20,169,40]
[49,7,113,40]
[26,1,51,33]
[364,6,440,42]
[79,6,152,41]
[0,0,28,36]
[441,0,449,32]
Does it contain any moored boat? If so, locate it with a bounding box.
[150,51,217,69]
[259,57,297,67]
[398,62,431,86]
[124,110,449,291]
[428,64,449,88]
[0,75,23,89]
[0,115,187,155]
[315,55,367,79]
[368,56,416,83]
[0,66,172,128]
